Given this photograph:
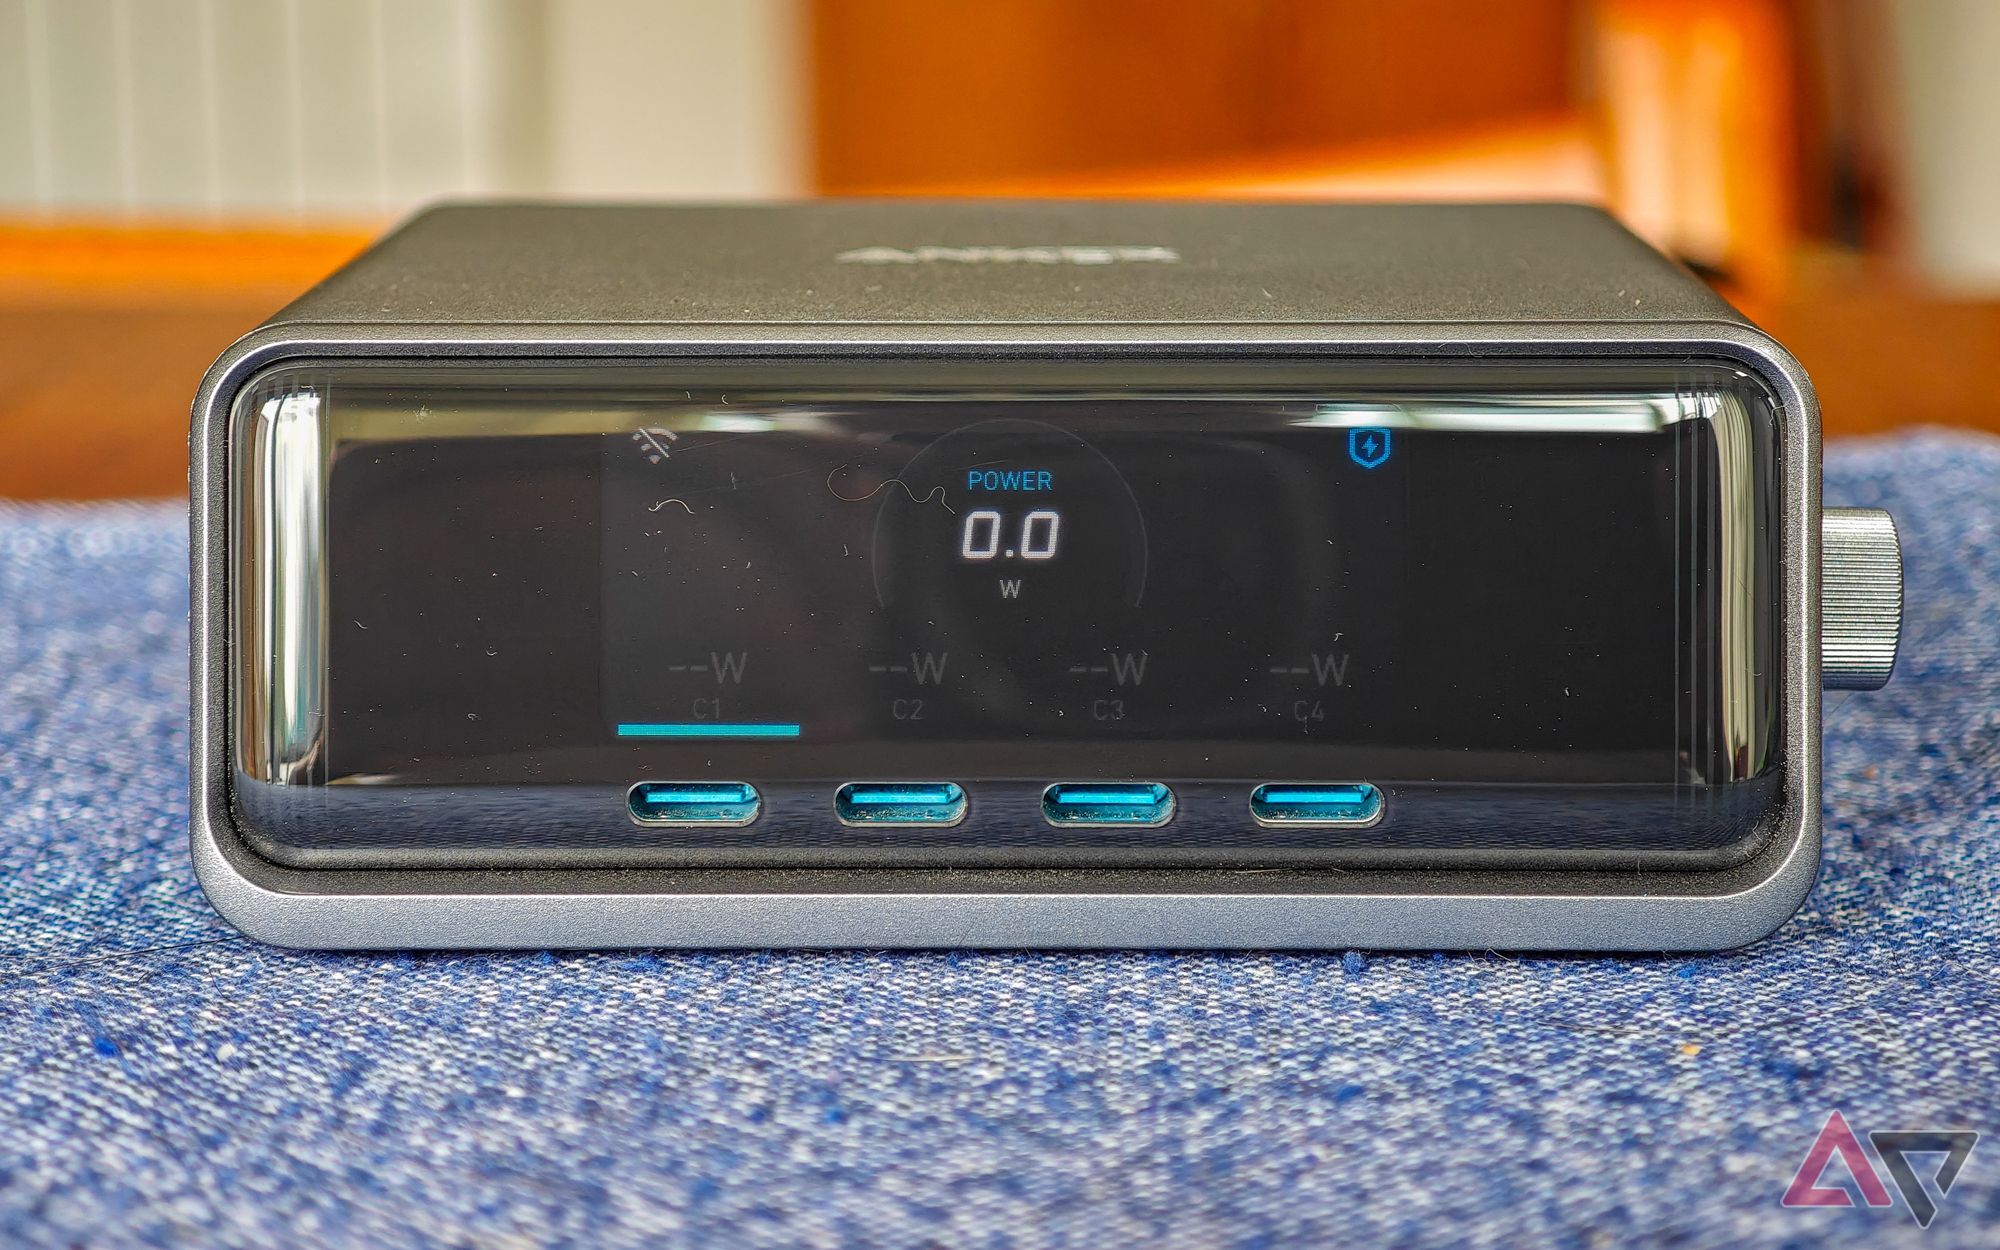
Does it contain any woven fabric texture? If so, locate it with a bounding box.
[0,432,1995,1249]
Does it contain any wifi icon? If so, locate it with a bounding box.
[631,427,679,464]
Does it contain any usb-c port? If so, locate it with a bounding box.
[628,782,761,827]
[1249,783,1384,827]
[835,783,968,827]
[1042,783,1175,827]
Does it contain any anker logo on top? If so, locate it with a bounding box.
[835,245,1181,265]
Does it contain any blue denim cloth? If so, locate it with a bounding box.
[1,432,1995,1249]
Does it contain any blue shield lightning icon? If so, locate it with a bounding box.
[1348,427,1392,469]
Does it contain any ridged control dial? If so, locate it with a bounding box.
[1821,508,1902,690]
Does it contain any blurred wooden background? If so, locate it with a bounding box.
[1,0,1995,499]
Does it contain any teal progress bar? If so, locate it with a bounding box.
[617,722,802,739]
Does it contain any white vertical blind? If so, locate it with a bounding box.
[542,0,805,200]
[1890,0,2000,292]
[0,0,803,216]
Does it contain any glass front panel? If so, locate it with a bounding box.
[230,361,1783,869]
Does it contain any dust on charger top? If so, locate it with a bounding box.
[266,200,1746,334]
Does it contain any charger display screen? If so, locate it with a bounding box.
[232,361,1784,868]
[596,402,1691,777]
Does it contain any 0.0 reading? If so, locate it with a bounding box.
[960,509,1062,561]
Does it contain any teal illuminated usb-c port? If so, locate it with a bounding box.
[835,783,968,827]
[627,781,761,827]
[1042,783,1175,827]
[1249,783,1384,828]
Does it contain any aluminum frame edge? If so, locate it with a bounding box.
[188,318,1821,951]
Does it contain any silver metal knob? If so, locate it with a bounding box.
[1821,508,1902,690]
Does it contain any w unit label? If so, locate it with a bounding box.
[871,652,948,723]
[869,653,950,684]
[1269,651,1352,687]
[1068,652,1149,686]
[663,652,750,683]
